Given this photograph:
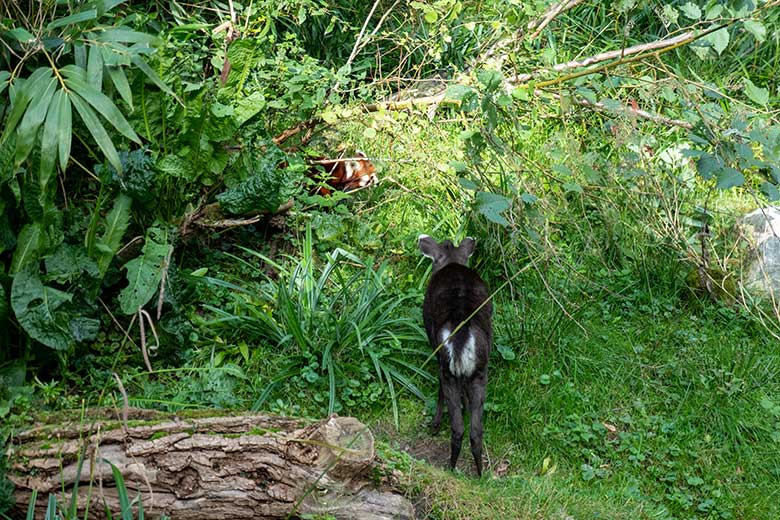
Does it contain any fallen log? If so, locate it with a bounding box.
[6,409,414,519]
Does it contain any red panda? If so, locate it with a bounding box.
[307,151,378,195]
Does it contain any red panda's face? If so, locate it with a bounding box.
[340,156,377,190]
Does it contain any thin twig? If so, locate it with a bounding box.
[528,0,585,40]
[137,309,154,373]
[156,246,173,320]
[330,0,382,94]
[112,373,129,434]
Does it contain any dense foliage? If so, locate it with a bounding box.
[1,0,779,518]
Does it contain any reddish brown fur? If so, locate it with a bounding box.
[307,151,378,195]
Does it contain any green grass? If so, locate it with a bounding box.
[301,106,780,518]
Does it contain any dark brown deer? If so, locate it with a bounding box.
[419,235,492,476]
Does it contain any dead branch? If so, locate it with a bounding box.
[543,91,694,130]
[527,0,586,40]
[7,411,414,520]
[552,30,693,72]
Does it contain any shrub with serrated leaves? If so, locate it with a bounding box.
[216,145,303,215]
[96,149,158,210]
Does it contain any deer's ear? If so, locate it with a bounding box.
[459,237,476,257]
[418,235,440,259]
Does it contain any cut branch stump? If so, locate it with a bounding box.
[6,409,414,519]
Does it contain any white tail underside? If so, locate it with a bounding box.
[440,327,477,377]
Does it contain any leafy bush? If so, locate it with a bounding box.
[203,227,432,425]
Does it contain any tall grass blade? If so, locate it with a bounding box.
[25,489,38,520]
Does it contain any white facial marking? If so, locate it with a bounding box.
[344,161,356,180]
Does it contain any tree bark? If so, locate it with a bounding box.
[6,409,414,520]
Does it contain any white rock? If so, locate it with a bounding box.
[742,207,780,297]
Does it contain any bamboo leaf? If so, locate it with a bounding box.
[60,64,87,81]
[96,28,161,45]
[64,74,140,143]
[58,90,72,170]
[130,54,178,100]
[40,89,65,191]
[74,41,87,69]
[87,43,104,91]
[107,66,132,108]
[1,68,51,144]
[47,9,98,30]
[69,92,122,173]
[0,70,10,96]
[15,75,57,164]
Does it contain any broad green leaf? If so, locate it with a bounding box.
[475,192,510,226]
[95,194,132,276]
[130,55,178,100]
[705,4,723,19]
[680,2,701,19]
[87,44,103,91]
[15,75,57,164]
[599,98,623,111]
[477,69,503,90]
[69,317,100,342]
[459,177,478,190]
[69,91,122,173]
[119,227,172,314]
[0,283,7,325]
[63,74,139,142]
[40,89,66,191]
[715,167,744,189]
[107,66,132,108]
[0,139,15,197]
[74,41,87,69]
[10,223,42,274]
[521,192,538,204]
[575,87,598,104]
[7,28,35,43]
[96,28,160,45]
[47,9,98,30]
[103,0,129,11]
[11,265,74,350]
[511,85,531,101]
[0,70,10,96]
[496,344,515,360]
[704,28,729,55]
[761,182,780,201]
[744,78,769,105]
[445,84,475,102]
[58,90,72,170]
[696,153,722,180]
[743,19,766,42]
[46,243,99,283]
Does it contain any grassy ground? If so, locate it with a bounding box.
[7,62,778,520]
[275,114,780,519]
